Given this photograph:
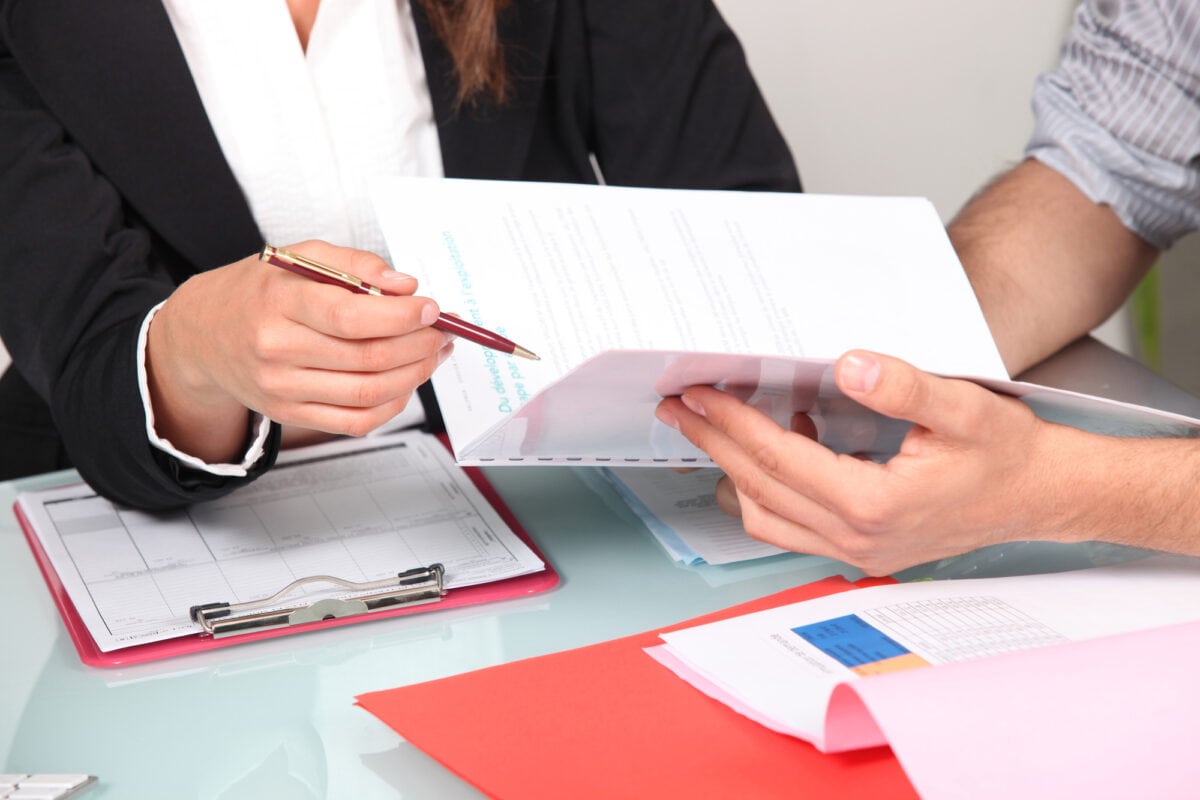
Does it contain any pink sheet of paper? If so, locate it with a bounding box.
[826,619,1200,799]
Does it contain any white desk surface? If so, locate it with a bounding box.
[1,338,1193,798]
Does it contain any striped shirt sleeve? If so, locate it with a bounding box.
[1025,0,1200,250]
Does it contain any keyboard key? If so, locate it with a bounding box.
[8,789,66,799]
[0,774,95,800]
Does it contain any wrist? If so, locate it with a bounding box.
[144,299,249,462]
[1024,423,1111,545]
[147,296,236,410]
[1031,425,1200,553]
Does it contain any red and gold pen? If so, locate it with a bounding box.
[260,245,540,361]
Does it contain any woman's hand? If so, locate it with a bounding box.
[146,240,452,463]
[656,350,1090,575]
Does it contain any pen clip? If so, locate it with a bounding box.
[260,244,379,294]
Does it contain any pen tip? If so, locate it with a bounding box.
[513,346,540,361]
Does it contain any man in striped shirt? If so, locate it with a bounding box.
[658,0,1200,574]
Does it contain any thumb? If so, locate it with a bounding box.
[834,350,986,438]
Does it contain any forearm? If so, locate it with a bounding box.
[948,159,1158,375]
[1041,424,1200,556]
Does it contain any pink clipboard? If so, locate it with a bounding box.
[14,439,559,668]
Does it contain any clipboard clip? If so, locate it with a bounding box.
[188,564,446,639]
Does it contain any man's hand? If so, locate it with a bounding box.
[656,350,1088,575]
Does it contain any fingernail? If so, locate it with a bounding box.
[421,303,439,326]
[840,353,880,393]
[379,268,415,283]
[716,478,742,516]
[655,406,679,429]
[680,394,706,417]
[437,342,454,364]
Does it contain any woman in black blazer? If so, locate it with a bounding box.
[0,0,799,509]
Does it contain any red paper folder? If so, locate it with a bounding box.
[357,576,915,799]
[15,459,558,669]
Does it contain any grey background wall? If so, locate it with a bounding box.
[2,1,1196,389]
[712,0,1073,220]
[712,0,1200,392]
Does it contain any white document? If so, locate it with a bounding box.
[650,557,1200,752]
[599,467,787,565]
[372,178,1008,465]
[16,431,544,652]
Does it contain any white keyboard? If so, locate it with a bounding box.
[0,775,96,799]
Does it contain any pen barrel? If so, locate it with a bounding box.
[433,314,519,354]
[260,245,537,358]
[271,256,363,292]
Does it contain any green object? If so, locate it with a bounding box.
[1130,266,1160,370]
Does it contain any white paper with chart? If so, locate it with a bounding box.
[648,556,1200,752]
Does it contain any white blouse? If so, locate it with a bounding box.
[161,0,443,257]
[143,0,442,475]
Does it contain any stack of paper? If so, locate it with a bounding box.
[372,178,1009,466]
[371,177,1200,494]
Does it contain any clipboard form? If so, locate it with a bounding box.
[356,576,915,800]
[14,432,559,668]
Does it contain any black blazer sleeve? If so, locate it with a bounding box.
[0,24,280,511]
